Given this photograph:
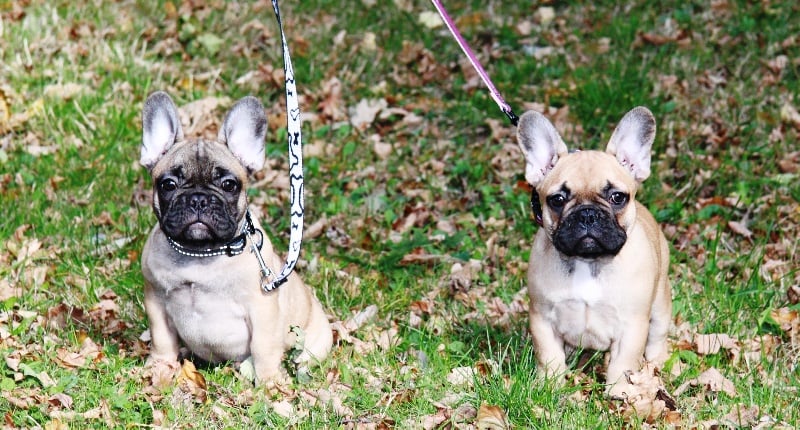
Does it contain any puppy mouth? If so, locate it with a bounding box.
[182,221,214,241]
[160,212,238,247]
[552,206,627,258]
[569,234,621,258]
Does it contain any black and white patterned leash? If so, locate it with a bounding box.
[256,0,305,292]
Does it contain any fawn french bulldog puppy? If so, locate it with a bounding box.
[140,91,332,383]
[516,107,671,398]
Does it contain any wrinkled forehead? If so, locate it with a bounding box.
[540,151,637,195]
[152,139,247,179]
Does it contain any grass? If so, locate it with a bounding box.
[2,0,799,428]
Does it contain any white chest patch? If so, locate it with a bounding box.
[571,261,603,304]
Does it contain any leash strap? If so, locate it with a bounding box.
[429,1,555,222]
[429,0,519,126]
[262,0,304,292]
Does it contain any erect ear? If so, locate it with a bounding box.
[605,106,656,182]
[217,96,267,173]
[141,91,184,171]
[516,110,569,187]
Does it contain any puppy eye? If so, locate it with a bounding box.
[159,178,177,192]
[609,192,628,206]
[221,179,239,193]
[547,194,567,209]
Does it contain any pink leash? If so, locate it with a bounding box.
[429,1,548,225]
[429,0,519,126]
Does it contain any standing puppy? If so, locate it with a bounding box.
[516,107,671,398]
[140,91,332,383]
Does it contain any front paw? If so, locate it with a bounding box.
[606,380,634,400]
[256,368,292,395]
[251,358,291,388]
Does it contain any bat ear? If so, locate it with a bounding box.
[141,91,184,171]
[516,110,568,187]
[218,96,267,173]
[606,106,656,182]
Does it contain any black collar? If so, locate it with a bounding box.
[531,188,543,227]
[165,211,263,258]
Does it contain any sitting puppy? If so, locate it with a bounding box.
[139,91,332,383]
[516,107,672,398]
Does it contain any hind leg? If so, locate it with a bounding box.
[295,300,333,365]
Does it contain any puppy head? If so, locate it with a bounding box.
[140,91,267,249]
[517,107,656,258]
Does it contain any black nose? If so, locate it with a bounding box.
[188,193,209,211]
[577,207,600,227]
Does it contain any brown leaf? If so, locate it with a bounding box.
[780,103,800,129]
[46,304,88,331]
[43,83,91,100]
[318,77,346,121]
[770,307,798,331]
[448,260,482,293]
[370,134,393,160]
[693,333,738,355]
[453,402,478,423]
[55,337,105,369]
[475,404,510,430]
[418,407,450,430]
[348,98,387,131]
[342,305,378,333]
[778,151,799,173]
[144,358,180,390]
[399,250,453,266]
[81,398,115,427]
[610,364,676,422]
[0,279,22,301]
[723,404,760,427]
[446,366,475,386]
[47,393,74,409]
[178,96,231,139]
[727,220,753,239]
[303,215,328,240]
[788,285,800,305]
[176,359,208,403]
[696,367,737,397]
[44,418,69,430]
[2,388,41,409]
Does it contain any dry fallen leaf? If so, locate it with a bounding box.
[176,359,208,403]
[780,103,800,129]
[348,98,387,130]
[610,364,676,423]
[728,220,753,239]
[178,96,232,138]
[54,336,105,369]
[370,134,393,160]
[722,403,760,427]
[694,333,738,355]
[446,366,475,386]
[418,11,443,29]
[303,215,328,240]
[43,83,92,100]
[418,407,450,430]
[534,6,555,26]
[144,359,181,390]
[0,279,22,301]
[788,285,800,305]
[770,307,799,330]
[343,304,378,333]
[675,367,736,397]
[475,404,511,430]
